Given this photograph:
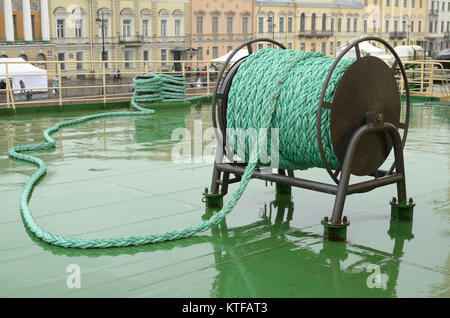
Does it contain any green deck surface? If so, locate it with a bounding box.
[0,103,449,297]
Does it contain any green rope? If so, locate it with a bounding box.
[8,50,353,248]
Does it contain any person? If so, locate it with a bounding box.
[202,67,207,87]
[117,68,121,81]
[52,79,59,95]
[113,67,118,81]
[26,90,32,101]
[19,80,25,94]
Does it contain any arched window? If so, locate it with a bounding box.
[311,13,316,32]
[159,9,171,37]
[300,13,305,32]
[71,7,86,38]
[322,14,327,31]
[19,54,28,61]
[141,9,153,38]
[173,9,184,37]
[53,7,67,38]
[121,8,134,39]
[97,8,113,38]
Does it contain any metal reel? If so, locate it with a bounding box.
[316,37,411,184]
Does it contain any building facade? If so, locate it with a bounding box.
[363,0,429,50]
[255,0,365,57]
[190,0,255,64]
[47,0,191,78]
[426,0,449,54]
[0,0,54,62]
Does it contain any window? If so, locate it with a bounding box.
[258,17,264,33]
[300,14,305,32]
[395,0,399,6]
[387,0,390,5]
[394,20,398,32]
[143,50,149,61]
[100,17,110,37]
[142,19,148,37]
[160,19,167,37]
[385,20,390,32]
[322,14,326,31]
[74,19,83,37]
[331,18,335,31]
[404,0,407,7]
[373,20,377,32]
[242,16,249,34]
[354,18,358,32]
[300,42,305,50]
[441,21,444,33]
[279,16,285,33]
[160,49,167,65]
[412,0,415,7]
[124,50,134,68]
[76,51,83,70]
[288,17,293,32]
[174,19,181,36]
[418,20,422,32]
[330,41,334,55]
[311,43,316,52]
[123,19,131,37]
[346,18,351,32]
[311,14,316,32]
[321,42,326,55]
[196,16,203,34]
[429,21,433,33]
[58,52,65,70]
[364,20,368,33]
[258,43,264,50]
[226,17,233,34]
[197,47,203,60]
[212,16,219,34]
[337,41,341,49]
[402,21,406,32]
[419,0,422,7]
[338,18,342,32]
[227,46,233,52]
[212,47,218,59]
[288,42,292,49]
[56,19,64,38]
[410,20,414,32]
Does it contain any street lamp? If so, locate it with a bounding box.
[267,15,276,41]
[95,10,106,61]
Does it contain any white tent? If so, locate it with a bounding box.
[211,49,249,63]
[394,45,424,59]
[336,41,385,59]
[0,58,48,93]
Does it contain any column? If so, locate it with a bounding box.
[40,0,50,43]
[3,0,14,44]
[22,0,33,43]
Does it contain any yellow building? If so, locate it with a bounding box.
[363,0,428,48]
[190,0,255,65]
[47,0,191,78]
[255,0,366,56]
[0,0,54,63]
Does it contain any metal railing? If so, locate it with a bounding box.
[0,59,223,112]
[394,60,450,100]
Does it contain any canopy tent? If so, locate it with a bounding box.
[336,41,385,59]
[0,58,48,93]
[211,49,249,63]
[393,45,425,59]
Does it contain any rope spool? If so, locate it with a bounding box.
[216,44,401,176]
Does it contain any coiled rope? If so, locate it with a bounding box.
[8,49,354,248]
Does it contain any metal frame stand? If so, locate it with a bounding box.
[203,37,415,242]
[206,112,414,241]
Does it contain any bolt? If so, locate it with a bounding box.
[392,197,397,203]
[343,216,348,223]
[204,187,208,194]
[409,197,413,204]
[324,216,329,222]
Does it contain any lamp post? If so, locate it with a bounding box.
[267,15,276,41]
[95,10,106,61]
